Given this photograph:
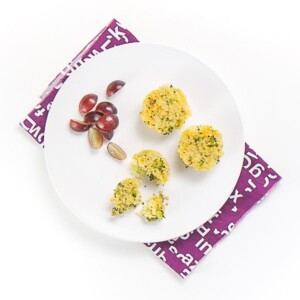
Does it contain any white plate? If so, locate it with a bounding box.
[44,43,244,243]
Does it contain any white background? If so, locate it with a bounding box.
[1,0,299,299]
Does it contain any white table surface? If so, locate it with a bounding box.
[1,0,299,299]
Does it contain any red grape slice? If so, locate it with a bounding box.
[96,114,119,131]
[106,80,125,97]
[95,102,118,115]
[88,127,103,149]
[84,111,102,124]
[107,142,127,160]
[79,94,98,115]
[101,130,114,140]
[69,119,91,132]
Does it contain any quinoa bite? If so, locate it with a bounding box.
[178,125,224,171]
[110,178,141,216]
[138,191,168,222]
[140,85,191,135]
[131,150,170,185]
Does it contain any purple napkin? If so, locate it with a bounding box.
[20,19,281,278]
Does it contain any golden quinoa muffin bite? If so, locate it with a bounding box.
[110,178,141,216]
[178,125,224,171]
[138,191,168,222]
[140,84,191,135]
[131,150,170,185]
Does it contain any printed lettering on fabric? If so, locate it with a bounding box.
[146,144,281,278]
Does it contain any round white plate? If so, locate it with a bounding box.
[44,43,244,243]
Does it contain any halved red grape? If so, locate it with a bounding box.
[84,111,102,124]
[96,113,119,131]
[106,80,125,97]
[107,142,127,160]
[88,127,103,149]
[101,130,114,140]
[69,119,91,132]
[79,94,98,115]
[95,101,118,115]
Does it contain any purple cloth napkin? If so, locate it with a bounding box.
[20,19,281,278]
